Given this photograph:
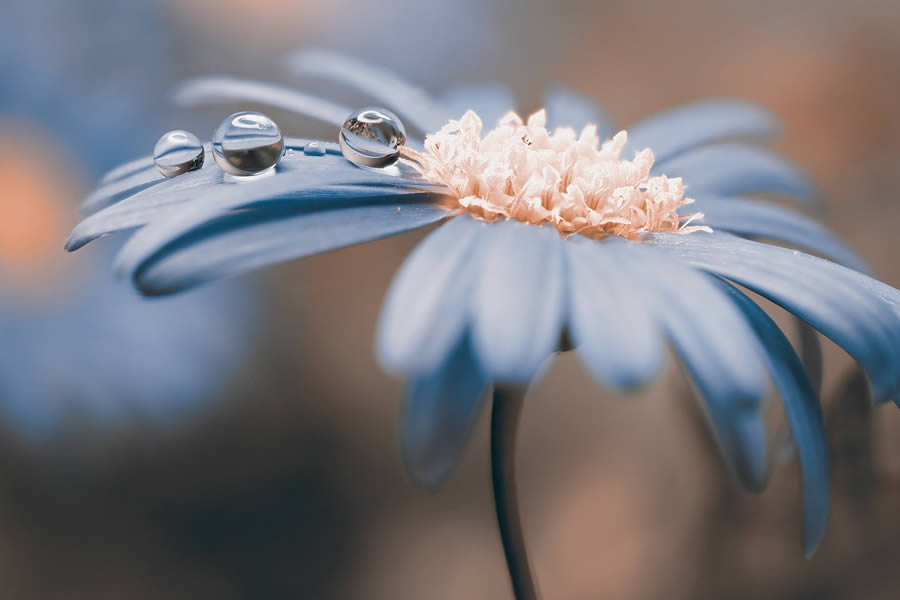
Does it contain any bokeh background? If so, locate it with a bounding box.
[1,0,899,598]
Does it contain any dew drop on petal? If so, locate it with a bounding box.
[339,108,406,167]
[303,141,326,156]
[212,111,284,176]
[153,130,204,178]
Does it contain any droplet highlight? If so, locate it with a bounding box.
[339,108,406,167]
[212,111,284,176]
[303,141,326,156]
[153,130,204,178]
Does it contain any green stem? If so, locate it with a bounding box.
[491,385,539,600]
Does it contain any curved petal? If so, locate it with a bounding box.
[284,49,450,134]
[611,239,771,490]
[713,279,829,557]
[797,321,824,395]
[625,99,781,163]
[658,144,821,207]
[68,148,432,251]
[645,232,900,403]
[81,138,322,213]
[693,196,869,273]
[403,334,489,487]
[378,215,486,375]
[131,201,451,295]
[470,221,566,382]
[439,83,517,127]
[173,76,351,127]
[544,86,616,138]
[99,155,155,186]
[565,237,665,389]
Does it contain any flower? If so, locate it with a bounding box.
[67,49,900,556]
[0,1,258,436]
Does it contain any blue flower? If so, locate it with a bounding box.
[0,1,258,436]
[68,50,900,556]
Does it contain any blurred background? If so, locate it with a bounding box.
[1,0,899,598]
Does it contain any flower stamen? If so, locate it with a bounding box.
[402,109,711,240]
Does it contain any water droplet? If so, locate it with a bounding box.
[212,111,284,176]
[340,108,406,167]
[153,130,204,178]
[303,141,326,156]
[286,148,295,157]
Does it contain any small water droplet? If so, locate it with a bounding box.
[153,130,204,178]
[340,108,406,167]
[303,141,326,156]
[286,148,295,157]
[212,111,284,176]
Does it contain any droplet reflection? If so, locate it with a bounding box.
[153,130,204,178]
[212,111,284,176]
[339,108,406,167]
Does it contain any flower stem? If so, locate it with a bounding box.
[491,385,539,600]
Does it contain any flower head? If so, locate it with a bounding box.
[68,49,900,556]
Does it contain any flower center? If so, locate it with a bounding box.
[402,109,710,240]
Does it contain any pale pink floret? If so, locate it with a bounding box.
[402,109,710,240]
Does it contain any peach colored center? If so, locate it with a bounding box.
[402,109,710,240]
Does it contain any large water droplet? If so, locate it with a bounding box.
[212,111,284,176]
[339,108,406,167]
[153,130,204,178]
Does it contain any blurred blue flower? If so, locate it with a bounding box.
[68,50,900,555]
[0,0,258,436]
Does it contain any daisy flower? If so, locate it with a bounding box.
[67,49,900,596]
[0,1,257,436]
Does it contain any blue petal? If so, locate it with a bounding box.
[377,215,487,375]
[657,144,821,208]
[173,76,352,127]
[610,238,771,490]
[470,221,565,382]
[284,49,451,134]
[646,232,900,403]
[544,86,616,138]
[403,334,488,487]
[80,137,329,214]
[438,83,517,127]
[68,147,433,251]
[99,155,155,186]
[565,237,665,388]
[625,99,781,163]
[713,279,829,557]
[692,196,869,272]
[132,201,451,295]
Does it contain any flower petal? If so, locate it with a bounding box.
[131,201,452,295]
[565,237,665,389]
[625,99,781,163]
[646,232,900,403]
[544,86,616,138]
[657,144,820,207]
[378,215,487,375]
[693,196,869,272]
[470,221,566,382]
[403,334,488,487]
[68,147,429,251]
[714,278,829,557]
[172,76,351,127]
[99,155,155,185]
[284,48,450,134]
[439,83,517,127]
[611,240,771,490]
